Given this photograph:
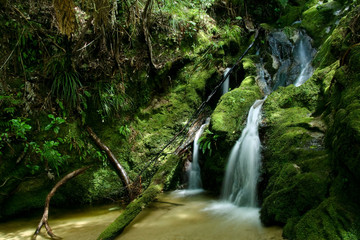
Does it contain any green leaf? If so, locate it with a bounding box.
[84,90,91,97]
[45,124,52,131]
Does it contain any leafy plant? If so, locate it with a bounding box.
[41,140,69,176]
[119,125,131,138]
[9,118,32,140]
[198,129,219,156]
[26,164,40,175]
[45,114,65,134]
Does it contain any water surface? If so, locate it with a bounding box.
[0,204,122,240]
[119,191,283,240]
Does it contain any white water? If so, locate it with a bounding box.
[267,30,316,89]
[222,68,231,95]
[188,118,210,190]
[221,99,265,207]
[293,32,315,87]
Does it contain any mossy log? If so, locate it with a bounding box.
[97,154,181,240]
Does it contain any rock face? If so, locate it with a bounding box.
[200,3,360,239]
[259,6,360,239]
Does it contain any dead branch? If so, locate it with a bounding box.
[32,166,91,240]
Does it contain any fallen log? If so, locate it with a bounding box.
[97,154,181,240]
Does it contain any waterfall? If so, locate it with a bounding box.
[221,99,265,207]
[293,31,315,87]
[256,60,272,96]
[268,30,316,89]
[222,68,231,95]
[268,31,293,90]
[188,118,210,190]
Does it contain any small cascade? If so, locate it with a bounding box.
[293,31,315,86]
[256,60,272,95]
[268,30,316,89]
[268,31,293,90]
[221,68,231,95]
[188,118,210,190]
[221,99,265,207]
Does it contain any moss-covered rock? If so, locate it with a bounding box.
[259,63,333,232]
[260,5,360,239]
[261,172,329,225]
[288,197,360,240]
[301,1,342,47]
[211,75,262,139]
[1,177,51,218]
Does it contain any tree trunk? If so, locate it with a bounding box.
[32,166,90,240]
[142,0,160,69]
[86,126,133,199]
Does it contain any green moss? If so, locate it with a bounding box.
[241,57,258,76]
[97,155,181,240]
[301,1,342,47]
[260,69,332,227]
[348,46,360,73]
[211,78,262,138]
[290,198,360,240]
[261,172,329,225]
[313,27,348,68]
[277,6,303,27]
[2,177,51,217]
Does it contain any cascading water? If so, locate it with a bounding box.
[222,68,231,95]
[268,31,293,90]
[219,30,315,208]
[293,31,315,86]
[188,118,210,190]
[268,30,316,89]
[221,99,265,207]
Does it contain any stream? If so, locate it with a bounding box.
[0,204,122,240]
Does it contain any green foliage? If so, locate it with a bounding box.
[96,82,131,121]
[86,168,123,203]
[46,54,82,107]
[45,114,65,134]
[8,118,31,140]
[41,140,69,176]
[118,125,130,138]
[198,129,219,156]
[0,117,31,155]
